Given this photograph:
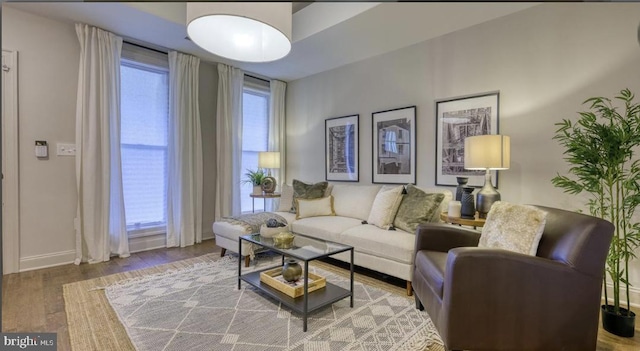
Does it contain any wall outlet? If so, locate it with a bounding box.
[57,143,76,156]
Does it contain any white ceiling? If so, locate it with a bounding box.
[4,2,539,81]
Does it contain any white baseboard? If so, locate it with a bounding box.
[129,234,167,253]
[203,229,214,240]
[19,250,76,272]
[16,233,216,273]
[604,283,640,308]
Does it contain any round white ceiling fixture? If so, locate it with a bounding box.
[186,3,292,63]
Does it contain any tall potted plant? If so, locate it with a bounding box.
[552,88,640,337]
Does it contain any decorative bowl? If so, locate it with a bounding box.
[273,231,295,249]
[260,224,288,238]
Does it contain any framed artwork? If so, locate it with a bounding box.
[372,106,416,184]
[435,92,500,187]
[325,114,359,182]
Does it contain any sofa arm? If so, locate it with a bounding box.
[414,223,480,253]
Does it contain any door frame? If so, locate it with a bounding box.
[2,49,20,274]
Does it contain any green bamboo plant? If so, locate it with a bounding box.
[552,88,640,316]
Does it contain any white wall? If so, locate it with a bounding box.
[2,6,219,270]
[286,3,640,301]
[3,6,79,268]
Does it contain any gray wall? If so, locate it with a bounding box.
[2,6,219,270]
[286,3,640,295]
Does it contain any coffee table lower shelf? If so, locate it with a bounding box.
[240,270,351,315]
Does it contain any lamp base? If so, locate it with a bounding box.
[476,171,500,219]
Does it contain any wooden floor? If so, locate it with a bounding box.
[2,239,640,351]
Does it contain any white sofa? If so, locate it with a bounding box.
[212,183,452,295]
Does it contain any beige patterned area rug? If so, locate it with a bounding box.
[63,253,444,351]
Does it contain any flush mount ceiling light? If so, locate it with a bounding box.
[186,2,292,63]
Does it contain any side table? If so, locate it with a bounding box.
[249,192,281,213]
[440,212,486,229]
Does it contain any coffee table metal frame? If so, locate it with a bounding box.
[238,233,354,332]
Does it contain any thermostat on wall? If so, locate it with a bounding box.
[35,140,48,158]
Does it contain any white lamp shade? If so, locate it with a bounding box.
[464,135,510,170]
[187,2,292,63]
[259,151,281,169]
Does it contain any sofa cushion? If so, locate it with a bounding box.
[415,250,448,298]
[367,185,404,229]
[277,184,294,212]
[479,201,547,256]
[340,224,415,264]
[394,185,445,234]
[291,180,329,213]
[291,216,362,243]
[296,196,335,219]
[330,184,381,221]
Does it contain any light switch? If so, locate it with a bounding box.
[57,143,76,156]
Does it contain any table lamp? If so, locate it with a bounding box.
[258,151,280,194]
[464,135,510,218]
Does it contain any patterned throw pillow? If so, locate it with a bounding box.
[393,184,445,234]
[367,185,404,229]
[478,201,547,256]
[296,196,336,219]
[290,180,329,213]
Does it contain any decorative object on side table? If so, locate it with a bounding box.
[282,259,302,282]
[464,134,510,218]
[435,91,500,187]
[325,114,359,182]
[258,151,280,194]
[372,106,416,184]
[243,168,266,195]
[273,231,295,249]
[455,176,468,201]
[460,187,476,219]
[448,201,462,218]
[552,88,640,337]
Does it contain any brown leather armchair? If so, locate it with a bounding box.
[412,205,614,351]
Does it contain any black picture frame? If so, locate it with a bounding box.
[325,114,359,182]
[435,92,500,187]
[372,106,416,184]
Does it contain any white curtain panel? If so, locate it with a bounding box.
[74,23,129,264]
[268,80,287,211]
[215,63,244,219]
[167,51,203,247]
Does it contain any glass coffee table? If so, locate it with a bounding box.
[238,233,354,332]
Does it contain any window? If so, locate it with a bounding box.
[120,55,169,234]
[241,79,270,213]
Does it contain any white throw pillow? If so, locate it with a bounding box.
[296,196,336,219]
[277,184,294,212]
[367,185,404,229]
[478,201,547,256]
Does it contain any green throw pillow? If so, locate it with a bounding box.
[291,179,329,213]
[393,184,445,234]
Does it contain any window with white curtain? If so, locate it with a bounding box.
[241,76,270,213]
[120,44,169,234]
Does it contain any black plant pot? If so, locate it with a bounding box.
[601,304,636,337]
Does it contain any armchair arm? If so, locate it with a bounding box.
[414,223,480,253]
